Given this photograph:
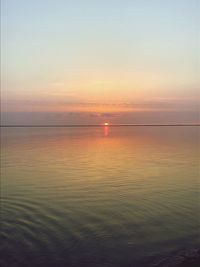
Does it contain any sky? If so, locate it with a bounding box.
[1,0,199,125]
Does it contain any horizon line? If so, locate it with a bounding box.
[1,124,200,128]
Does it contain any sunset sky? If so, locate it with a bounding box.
[1,0,199,125]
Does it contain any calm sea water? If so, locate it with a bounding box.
[1,126,199,267]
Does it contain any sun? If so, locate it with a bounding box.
[104,122,109,126]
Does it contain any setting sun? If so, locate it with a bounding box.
[104,122,109,126]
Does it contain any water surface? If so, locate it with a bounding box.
[1,126,199,267]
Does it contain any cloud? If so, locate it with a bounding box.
[2,97,199,113]
[89,112,121,118]
[2,110,199,125]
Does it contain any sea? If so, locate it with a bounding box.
[1,126,199,267]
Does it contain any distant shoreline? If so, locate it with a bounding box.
[1,124,200,127]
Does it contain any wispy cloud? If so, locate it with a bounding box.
[2,97,199,113]
[89,112,121,118]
